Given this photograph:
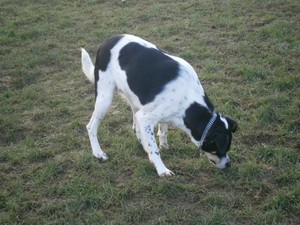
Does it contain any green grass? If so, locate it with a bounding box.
[1,0,299,224]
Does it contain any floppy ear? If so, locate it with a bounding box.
[225,116,238,133]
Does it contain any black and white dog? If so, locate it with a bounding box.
[81,34,238,176]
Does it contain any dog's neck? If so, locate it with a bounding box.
[199,112,217,147]
[183,102,216,142]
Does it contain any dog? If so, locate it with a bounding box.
[81,34,238,176]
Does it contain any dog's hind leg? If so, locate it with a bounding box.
[157,123,169,149]
[134,117,143,145]
[124,101,142,144]
[135,111,174,176]
[86,76,115,160]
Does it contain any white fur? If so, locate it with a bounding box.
[81,48,95,83]
[220,116,229,129]
[205,152,230,169]
[82,34,222,176]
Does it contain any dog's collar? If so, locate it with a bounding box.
[199,112,217,147]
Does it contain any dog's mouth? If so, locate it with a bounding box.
[208,156,231,169]
[209,159,216,165]
[205,152,231,169]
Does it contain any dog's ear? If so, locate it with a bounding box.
[225,116,238,133]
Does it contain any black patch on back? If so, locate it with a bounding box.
[183,102,213,141]
[118,43,180,105]
[94,35,123,97]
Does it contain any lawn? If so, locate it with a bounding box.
[0,0,299,224]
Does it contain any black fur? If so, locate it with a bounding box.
[202,115,233,157]
[94,35,123,97]
[118,42,180,105]
[184,102,237,158]
[225,116,238,132]
[183,102,214,141]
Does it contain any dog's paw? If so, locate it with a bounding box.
[158,169,175,177]
[93,152,108,161]
[159,142,169,150]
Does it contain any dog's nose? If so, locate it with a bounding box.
[225,162,231,168]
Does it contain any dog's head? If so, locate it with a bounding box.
[201,115,238,169]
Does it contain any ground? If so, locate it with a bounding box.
[0,0,299,224]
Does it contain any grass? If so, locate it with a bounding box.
[0,0,299,224]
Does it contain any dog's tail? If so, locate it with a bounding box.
[81,48,95,83]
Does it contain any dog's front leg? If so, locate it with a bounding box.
[136,112,174,177]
